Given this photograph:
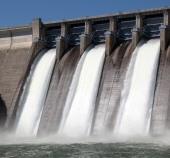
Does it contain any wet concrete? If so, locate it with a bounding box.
[150,44,170,135]
[38,46,81,135]
[91,42,132,135]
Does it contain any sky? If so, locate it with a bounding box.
[0,0,170,27]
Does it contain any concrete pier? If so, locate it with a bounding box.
[56,23,68,61]
[32,18,42,41]
[131,15,143,51]
[105,17,116,56]
[80,20,92,55]
[160,11,170,52]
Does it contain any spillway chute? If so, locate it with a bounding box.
[114,39,160,137]
[59,44,105,138]
[13,48,56,137]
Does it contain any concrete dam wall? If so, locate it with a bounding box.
[0,7,170,137]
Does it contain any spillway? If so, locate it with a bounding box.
[38,47,80,135]
[14,49,56,137]
[91,42,132,135]
[114,39,160,137]
[59,44,105,137]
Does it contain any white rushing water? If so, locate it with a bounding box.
[114,39,160,137]
[60,44,105,137]
[14,49,56,137]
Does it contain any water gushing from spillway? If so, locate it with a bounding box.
[114,39,160,137]
[59,44,105,137]
[14,49,56,137]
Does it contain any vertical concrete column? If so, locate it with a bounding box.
[160,11,170,52]
[80,20,92,55]
[131,15,143,51]
[85,20,92,34]
[32,18,42,41]
[61,23,68,50]
[105,17,116,56]
[56,23,68,61]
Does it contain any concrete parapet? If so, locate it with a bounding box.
[0,30,11,50]
[43,7,170,28]
[11,28,32,48]
[0,28,32,50]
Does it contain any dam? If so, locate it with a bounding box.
[0,6,170,137]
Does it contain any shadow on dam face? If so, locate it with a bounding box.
[0,94,7,129]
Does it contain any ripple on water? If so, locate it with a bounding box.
[0,143,170,158]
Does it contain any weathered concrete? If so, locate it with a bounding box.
[91,42,132,135]
[105,31,116,56]
[56,23,68,61]
[80,21,92,55]
[0,46,33,129]
[0,17,47,130]
[0,27,33,118]
[32,18,42,41]
[150,44,170,135]
[160,11,170,52]
[105,18,116,56]
[132,15,143,51]
[4,42,45,130]
[0,31,12,50]
[0,28,32,50]
[38,46,80,135]
[56,36,65,61]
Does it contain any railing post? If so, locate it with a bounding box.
[105,17,116,56]
[160,11,170,52]
[80,20,92,55]
[132,15,143,51]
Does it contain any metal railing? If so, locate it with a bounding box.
[35,24,170,47]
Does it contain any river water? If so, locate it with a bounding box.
[0,134,170,157]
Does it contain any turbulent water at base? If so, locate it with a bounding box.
[1,135,170,157]
[14,49,56,137]
[114,39,160,137]
[59,44,105,137]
